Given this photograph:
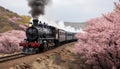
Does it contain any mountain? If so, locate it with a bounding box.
[0,6,30,33]
[64,22,87,29]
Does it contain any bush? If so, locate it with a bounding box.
[0,30,25,53]
[74,2,120,69]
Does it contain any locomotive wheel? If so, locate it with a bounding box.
[48,40,55,49]
[43,42,49,51]
[22,47,26,53]
[54,40,60,47]
[22,47,28,53]
[38,44,44,52]
[48,46,53,50]
[35,48,40,54]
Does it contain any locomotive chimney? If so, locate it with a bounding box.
[33,19,39,26]
[39,21,42,24]
[43,22,46,25]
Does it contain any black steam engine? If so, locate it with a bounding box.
[19,19,76,54]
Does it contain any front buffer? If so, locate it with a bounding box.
[19,41,41,54]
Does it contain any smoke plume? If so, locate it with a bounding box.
[28,0,50,18]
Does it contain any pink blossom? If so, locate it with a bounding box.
[0,30,25,53]
[74,1,120,69]
[19,24,28,31]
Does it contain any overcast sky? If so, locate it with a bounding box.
[0,0,118,22]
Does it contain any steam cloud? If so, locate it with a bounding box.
[30,16,84,33]
[28,0,50,18]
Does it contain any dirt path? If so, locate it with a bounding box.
[0,42,75,69]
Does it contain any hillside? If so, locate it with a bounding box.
[0,6,30,33]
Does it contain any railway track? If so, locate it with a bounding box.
[0,42,75,69]
[0,41,76,63]
[0,53,25,63]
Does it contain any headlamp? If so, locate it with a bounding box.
[29,24,32,27]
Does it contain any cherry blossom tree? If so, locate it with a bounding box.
[74,2,120,69]
[0,30,25,53]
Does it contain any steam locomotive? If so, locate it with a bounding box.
[19,19,77,54]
